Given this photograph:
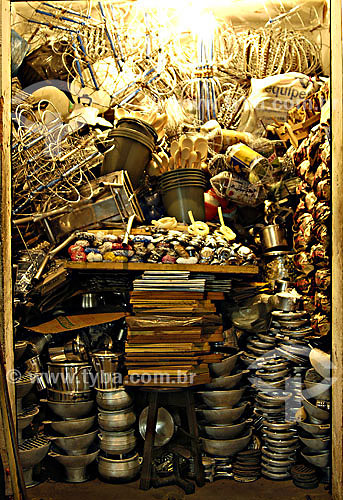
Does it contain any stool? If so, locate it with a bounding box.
[139,387,205,492]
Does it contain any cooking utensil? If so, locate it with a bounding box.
[97,452,141,481]
[99,428,136,455]
[201,428,252,457]
[204,371,248,390]
[51,430,98,456]
[197,388,246,409]
[201,418,251,440]
[98,406,136,432]
[95,387,133,411]
[197,402,249,425]
[139,406,175,447]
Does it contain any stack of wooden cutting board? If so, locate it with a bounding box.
[123,271,224,387]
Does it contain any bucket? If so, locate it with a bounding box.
[159,169,206,223]
[101,119,157,188]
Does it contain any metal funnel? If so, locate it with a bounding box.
[18,435,50,487]
[51,430,98,456]
[49,449,99,482]
[46,415,96,437]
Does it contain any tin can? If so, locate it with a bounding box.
[226,143,270,184]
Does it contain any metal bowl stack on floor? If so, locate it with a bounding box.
[44,360,99,482]
[232,448,262,483]
[298,349,331,485]
[97,384,139,482]
[196,353,252,470]
[15,335,50,488]
[261,420,298,480]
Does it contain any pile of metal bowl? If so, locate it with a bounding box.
[44,360,98,482]
[197,352,252,459]
[15,336,50,488]
[96,383,139,482]
[261,420,298,480]
[299,354,331,485]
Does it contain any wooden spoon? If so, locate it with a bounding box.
[181,136,194,151]
[170,141,179,158]
[168,156,175,171]
[188,150,198,168]
[180,147,191,168]
[194,137,208,160]
[174,149,181,169]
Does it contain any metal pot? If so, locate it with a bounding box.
[99,429,136,455]
[275,292,298,312]
[98,407,136,432]
[260,224,288,252]
[47,388,94,403]
[91,352,122,390]
[98,452,141,481]
[47,362,93,392]
[96,387,133,411]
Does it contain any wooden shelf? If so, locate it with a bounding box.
[65,262,259,275]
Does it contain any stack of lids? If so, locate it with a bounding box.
[291,464,319,489]
[233,449,261,482]
[261,421,298,480]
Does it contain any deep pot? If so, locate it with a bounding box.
[98,452,141,482]
[98,406,136,432]
[47,362,93,392]
[99,429,136,455]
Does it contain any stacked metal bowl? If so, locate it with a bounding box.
[44,360,99,482]
[196,353,252,461]
[261,420,298,480]
[299,361,331,485]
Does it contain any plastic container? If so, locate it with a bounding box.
[159,169,206,223]
[101,119,157,188]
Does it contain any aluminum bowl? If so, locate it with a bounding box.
[48,415,96,436]
[197,388,245,408]
[201,428,252,457]
[50,449,99,483]
[51,430,98,456]
[298,420,330,437]
[204,371,248,390]
[299,434,330,451]
[301,448,330,468]
[47,400,95,419]
[303,380,331,401]
[209,352,241,377]
[200,418,251,440]
[197,402,249,425]
[302,396,330,422]
[139,406,174,447]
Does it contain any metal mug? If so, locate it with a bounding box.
[260,224,288,252]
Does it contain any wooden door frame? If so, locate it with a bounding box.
[0,0,342,498]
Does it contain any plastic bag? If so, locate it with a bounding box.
[11,29,29,77]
